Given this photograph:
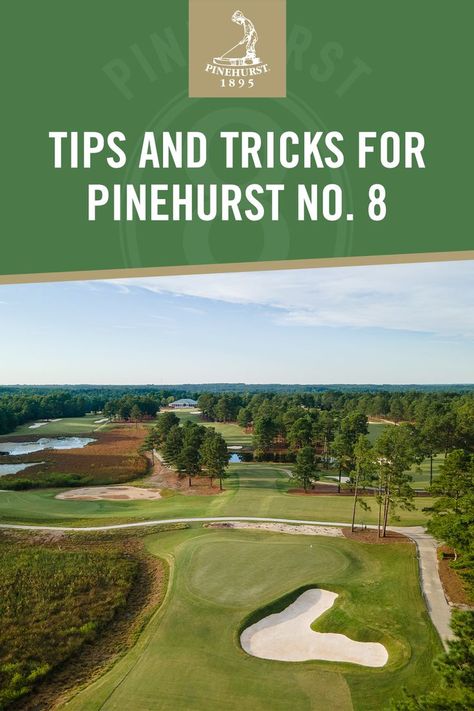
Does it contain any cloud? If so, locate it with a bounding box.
[105,261,474,339]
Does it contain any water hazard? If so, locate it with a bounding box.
[0,437,95,457]
[0,462,44,477]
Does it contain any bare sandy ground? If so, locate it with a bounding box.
[56,486,162,501]
[241,588,388,667]
[206,521,343,537]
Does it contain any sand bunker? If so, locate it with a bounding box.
[206,522,343,537]
[241,589,388,667]
[56,486,162,501]
[326,475,350,484]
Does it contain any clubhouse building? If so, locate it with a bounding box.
[168,398,198,409]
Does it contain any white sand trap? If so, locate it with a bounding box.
[326,475,350,484]
[56,486,162,501]
[94,418,108,423]
[207,522,343,537]
[241,589,388,667]
[29,422,48,429]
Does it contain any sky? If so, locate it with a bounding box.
[0,260,473,385]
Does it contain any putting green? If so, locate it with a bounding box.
[63,527,442,711]
[0,465,433,526]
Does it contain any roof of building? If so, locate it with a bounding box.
[170,398,198,406]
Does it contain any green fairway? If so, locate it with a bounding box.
[409,454,443,489]
[1,414,111,438]
[0,465,433,527]
[169,409,202,424]
[367,422,390,443]
[165,411,252,447]
[63,526,442,711]
[202,421,253,447]
[365,423,441,490]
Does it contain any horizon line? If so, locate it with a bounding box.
[1,382,473,388]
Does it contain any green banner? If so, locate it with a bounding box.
[2,0,473,282]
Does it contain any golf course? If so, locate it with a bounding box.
[0,464,434,527]
[1,387,472,711]
[60,525,442,711]
[0,460,448,710]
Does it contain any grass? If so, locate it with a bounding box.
[173,418,386,449]
[165,411,252,447]
[1,414,112,438]
[367,422,390,443]
[0,539,137,709]
[0,465,434,527]
[63,526,442,711]
[366,423,442,490]
[409,454,444,489]
[202,421,253,447]
[0,426,149,491]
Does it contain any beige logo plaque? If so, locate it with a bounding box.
[189,0,286,98]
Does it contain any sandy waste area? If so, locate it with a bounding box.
[241,589,388,667]
[206,522,343,537]
[56,486,162,501]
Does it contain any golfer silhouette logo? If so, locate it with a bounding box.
[204,9,270,89]
[191,0,285,97]
[214,10,261,67]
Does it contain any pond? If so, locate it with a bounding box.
[0,462,44,477]
[0,437,95,456]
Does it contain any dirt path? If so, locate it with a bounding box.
[0,516,452,647]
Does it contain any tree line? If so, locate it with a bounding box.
[140,412,229,490]
[394,449,473,709]
[1,387,471,436]
[0,392,100,435]
[198,390,472,426]
[247,394,473,537]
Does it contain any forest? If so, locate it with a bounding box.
[1,385,473,437]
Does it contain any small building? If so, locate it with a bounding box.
[168,398,198,409]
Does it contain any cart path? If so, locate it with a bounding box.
[391,525,453,646]
[0,516,452,647]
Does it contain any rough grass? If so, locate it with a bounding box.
[0,427,149,490]
[0,539,137,709]
[64,527,443,711]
